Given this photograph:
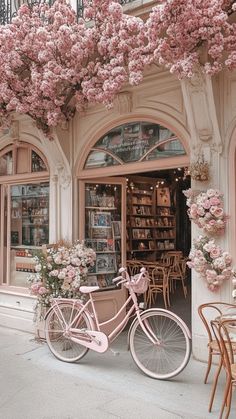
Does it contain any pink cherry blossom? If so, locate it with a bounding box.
[0,1,235,136]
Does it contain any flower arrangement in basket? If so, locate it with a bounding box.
[28,241,96,319]
[187,236,234,292]
[186,158,210,181]
[183,188,228,235]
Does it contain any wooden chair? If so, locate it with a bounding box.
[198,303,236,413]
[146,266,169,309]
[166,251,187,298]
[127,260,142,276]
[211,318,236,419]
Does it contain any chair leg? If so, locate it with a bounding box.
[225,383,232,419]
[181,278,187,298]
[163,290,167,310]
[208,358,223,412]
[219,378,231,419]
[204,350,213,384]
[167,288,170,307]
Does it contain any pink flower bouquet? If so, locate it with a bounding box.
[183,188,228,235]
[28,241,96,316]
[187,236,233,292]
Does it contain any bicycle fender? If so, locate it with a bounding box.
[127,308,191,349]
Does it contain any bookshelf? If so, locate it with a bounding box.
[126,176,176,261]
[84,182,123,290]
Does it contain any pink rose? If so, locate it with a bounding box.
[38,287,48,295]
[210,247,221,258]
[209,197,220,206]
[202,200,211,209]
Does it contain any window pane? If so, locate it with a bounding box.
[32,151,47,172]
[85,151,120,168]
[0,151,13,175]
[10,182,49,287]
[84,122,185,168]
[144,139,186,161]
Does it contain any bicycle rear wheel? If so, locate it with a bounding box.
[45,303,93,363]
[129,309,191,379]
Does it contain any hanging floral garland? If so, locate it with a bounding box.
[183,188,228,236]
[183,188,234,292]
[187,236,234,292]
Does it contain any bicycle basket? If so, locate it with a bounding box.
[129,273,150,294]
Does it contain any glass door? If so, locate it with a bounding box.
[79,178,126,290]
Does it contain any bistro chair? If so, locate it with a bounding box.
[198,302,236,413]
[127,260,142,277]
[166,251,187,298]
[146,266,169,309]
[211,318,236,419]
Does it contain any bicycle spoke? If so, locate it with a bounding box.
[129,310,191,379]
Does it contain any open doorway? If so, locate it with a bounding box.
[124,167,191,328]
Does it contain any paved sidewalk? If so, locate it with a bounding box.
[0,326,235,419]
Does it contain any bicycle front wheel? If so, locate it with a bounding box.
[129,309,191,379]
[45,303,93,363]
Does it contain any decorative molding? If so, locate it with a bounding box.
[181,73,222,156]
[56,164,71,189]
[114,91,133,114]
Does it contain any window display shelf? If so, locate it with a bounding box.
[84,181,124,290]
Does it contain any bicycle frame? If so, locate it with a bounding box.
[46,282,160,353]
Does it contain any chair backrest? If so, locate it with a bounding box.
[211,319,236,378]
[198,303,236,344]
[152,266,168,287]
[127,260,142,276]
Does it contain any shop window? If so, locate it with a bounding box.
[85,150,120,168]
[9,182,49,287]
[0,143,49,288]
[143,139,186,161]
[32,150,47,172]
[0,151,13,175]
[0,143,48,176]
[84,122,186,169]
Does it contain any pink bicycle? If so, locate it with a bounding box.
[45,267,191,380]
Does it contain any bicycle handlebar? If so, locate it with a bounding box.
[113,266,148,289]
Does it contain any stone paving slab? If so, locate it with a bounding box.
[0,326,235,419]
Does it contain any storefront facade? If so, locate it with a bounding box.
[0,3,236,362]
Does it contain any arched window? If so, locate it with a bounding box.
[84,122,186,169]
[0,143,48,176]
[0,142,49,288]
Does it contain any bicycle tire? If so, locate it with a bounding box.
[45,302,93,363]
[129,309,191,379]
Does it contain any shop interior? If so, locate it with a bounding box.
[85,167,191,327]
[125,168,191,327]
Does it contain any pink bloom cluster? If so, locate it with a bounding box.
[187,235,233,292]
[28,241,96,311]
[146,0,236,78]
[0,0,148,136]
[0,0,236,135]
[183,188,228,235]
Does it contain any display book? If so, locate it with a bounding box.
[85,204,121,290]
[126,176,176,260]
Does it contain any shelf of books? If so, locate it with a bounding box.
[126,176,176,261]
[84,182,123,290]
[10,182,49,287]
